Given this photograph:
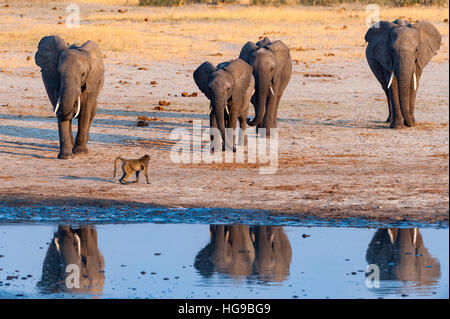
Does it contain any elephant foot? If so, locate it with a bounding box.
[73,145,88,154]
[404,117,416,127]
[385,116,393,123]
[58,152,75,160]
[390,120,405,129]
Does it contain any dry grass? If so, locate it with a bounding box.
[0,2,448,68]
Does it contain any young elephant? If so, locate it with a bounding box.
[194,58,255,151]
[365,20,441,128]
[239,37,292,135]
[35,35,105,159]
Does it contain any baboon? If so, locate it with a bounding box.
[113,155,150,184]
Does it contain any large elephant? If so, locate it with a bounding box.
[239,37,292,135]
[194,225,292,283]
[251,226,292,282]
[35,35,105,159]
[194,225,255,278]
[366,228,441,289]
[37,225,105,295]
[365,20,441,128]
[194,59,254,151]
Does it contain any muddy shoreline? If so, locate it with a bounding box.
[0,195,447,227]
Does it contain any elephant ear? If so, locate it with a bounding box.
[393,18,410,26]
[256,36,271,47]
[35,35,68,107]
[78,41,105,95]
[193,61,216,100]
[239,41,258,64]
[412,21,441,70]
[216,61,230,70]
[224,59,253,102]
[365,21,397,71]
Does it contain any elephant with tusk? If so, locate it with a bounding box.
[35,35,105,159]
[239,37,292,136]
[366,228,441,293]
[194,59,255,152]
[37,225,105,295]
[365,20,441,128]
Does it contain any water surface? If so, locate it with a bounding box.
[0,223,447,299]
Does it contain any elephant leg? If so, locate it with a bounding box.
[57,119,75,159]
[228,111,239,151]
[262,92,278,137]
[238,117,248,146]
[68,119,74,148]
[209,108,221,152]
[73,96,92,154]
[385,89,393,123]
[409,85,417,125]
[389,79,405,129]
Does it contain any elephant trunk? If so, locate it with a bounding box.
[395,55,414,127]
[58,79,81,121]
[247,74,268,128]
[212,95,228,150]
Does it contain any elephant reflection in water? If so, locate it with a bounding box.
[38,225,105,294]
[194,225,292,282]
[366,228,440,286]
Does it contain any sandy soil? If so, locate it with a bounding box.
[0,3,448,223]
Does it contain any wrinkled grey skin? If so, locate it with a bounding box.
[251,226,292,283]
[365,20,441,128]
[38,225,105,294]
[194,225,292,283]
[194,225,255,277]
[35,35,105,159]
[366,228,441,291]
[194,59,254,151]
[239,37,292,135]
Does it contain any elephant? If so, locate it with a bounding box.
[366,228,441,290]
[194,225,255,278]
[239,37,292,135]
[365,20,441,128]
[193,58,254,151]
[35,35,105,159]
[194,225,292,283]
[37,225,105,295]
[251,226,292,283]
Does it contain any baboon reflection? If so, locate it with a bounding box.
[38,225,105,294]
[195,225,292,282]
[366,228,441,286]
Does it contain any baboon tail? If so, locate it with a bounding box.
[113,157,124,178]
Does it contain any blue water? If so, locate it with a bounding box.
[0,223,447,299]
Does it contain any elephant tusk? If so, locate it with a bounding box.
[225,105,229,115]
[387,71,394,89]
[74,95,81,118]
[207,106,212,115]
[413,72,417,91]
[387,229,395,245]
[269,86,274,96]
[54,97,60,114]
[74,234,81,256]
[413,227,418,248]
[54,237,60,254]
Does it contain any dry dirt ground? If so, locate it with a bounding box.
[0,2,448,223]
